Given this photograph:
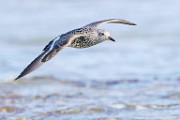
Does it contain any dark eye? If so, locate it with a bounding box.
[101,33,104,35]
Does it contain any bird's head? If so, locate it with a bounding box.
[97,29,115,42]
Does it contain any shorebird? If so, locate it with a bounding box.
[15,19,136,80]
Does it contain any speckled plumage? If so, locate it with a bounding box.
[15,19,136,80]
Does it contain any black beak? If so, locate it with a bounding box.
[108,36,115,42]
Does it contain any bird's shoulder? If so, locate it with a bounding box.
[43,35,65,51]
[43,27,96,51]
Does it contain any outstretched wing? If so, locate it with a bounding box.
[14,51,47,80]
[15,33,84,80]
[15,36,61,80]
[84,19,136,28]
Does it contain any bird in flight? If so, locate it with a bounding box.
[15,19,136,80]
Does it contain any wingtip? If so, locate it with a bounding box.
[14,76,20,81]
[122,19,136,26]
[129,22,136,26]
[14,74,24,81]
[120,20,137,26]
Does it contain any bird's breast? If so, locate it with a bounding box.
[68,36,99,48]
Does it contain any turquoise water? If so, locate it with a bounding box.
[0,0,180,119]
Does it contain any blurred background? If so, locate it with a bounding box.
[0,0,180,120]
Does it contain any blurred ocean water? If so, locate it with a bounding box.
[0,0,180,120]
[0,0,180,81]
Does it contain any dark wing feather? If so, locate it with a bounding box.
[84,19,136,28]
[15,33,86,80]
[41,33,86,62]
[42,46,63,62]
[15,36,61,80]
[14,51,46,80]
